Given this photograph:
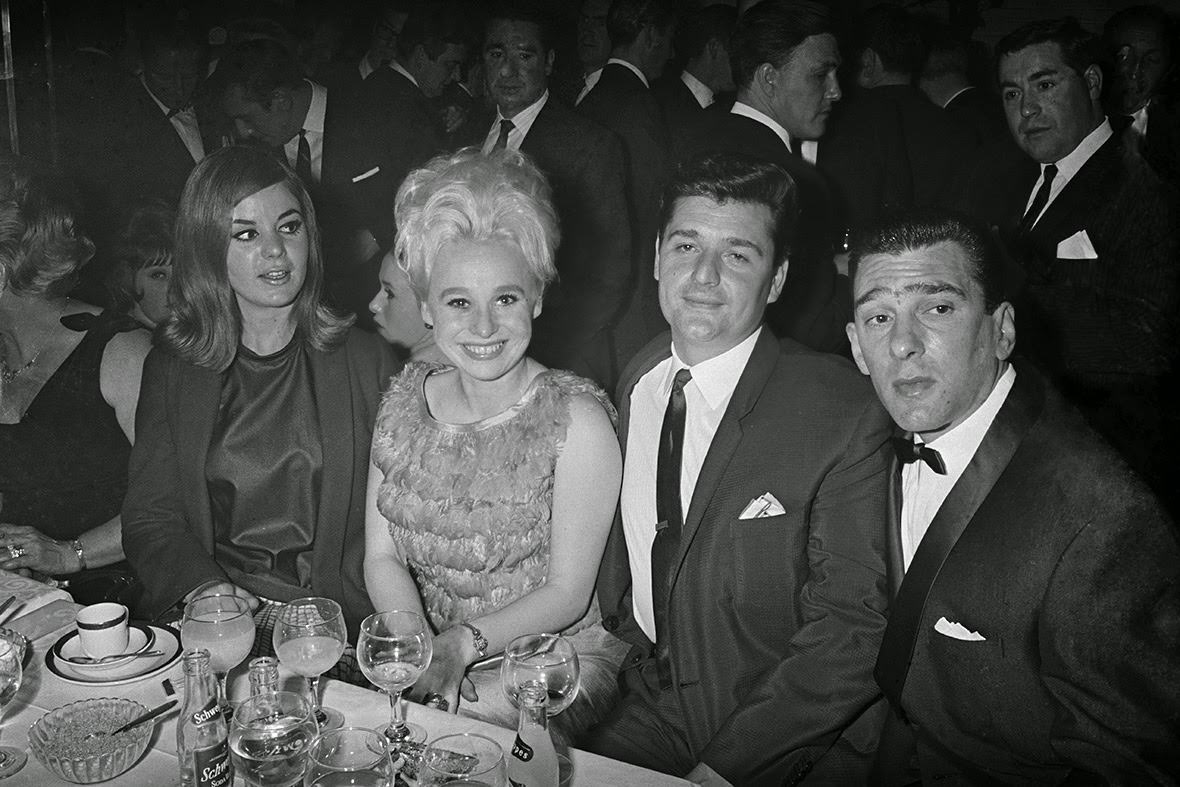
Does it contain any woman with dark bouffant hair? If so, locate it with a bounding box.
[0,154,150,604]
[123,146,398,652]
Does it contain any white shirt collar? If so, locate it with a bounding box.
[680,70,714,109]
[483,91,549,153]
[731,101,796,153]
[1131,104,1149,137]
[922,364,1016,466]
[608,57,649,89]
[390,60,419,89]
[664,327,762,410]
[943,85,972,109]
[1046,116,1112,179]
[140,77,183,116]
[302,79,327,134]
[358,56,374,81]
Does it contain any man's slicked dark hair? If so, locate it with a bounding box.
[209,39,302,106]
[607,0,679,49]
[658,153,798,264]
[675,5,737,63]
[848,210,1006,313]
[995,17,1105,82]
[860,3,926,76]
[396,2,468,61]
[484,0,558,53]
[732,0,834,90]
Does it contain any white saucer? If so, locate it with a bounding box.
[52,624,155,672]
[46,625,181,686]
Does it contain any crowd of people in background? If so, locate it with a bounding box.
[1,0,1178,784]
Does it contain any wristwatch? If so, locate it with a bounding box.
[459,621,488,659]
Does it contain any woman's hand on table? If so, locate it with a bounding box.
[0,524,81,575]
[407,627,480,713]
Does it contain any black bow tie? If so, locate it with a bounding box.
[891,437,947,475]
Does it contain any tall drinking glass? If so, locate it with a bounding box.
[0,635,27,778]
[182,594,256,718]
[230,690,319,787]
[274,598,347,731]
[500,634,580,715]
[356,611,432,748]
[303,727,394,787]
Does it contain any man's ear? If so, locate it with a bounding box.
[755,62,777,96]
[847,322,870,375]
[269,87,293,113]
[1083,63,1103,101]
[858,48,879,86]
[992,301,1016,361]
[544,49,555,77]
[653,235,663,281]
[420,299,433,326]
[766,258,789,304]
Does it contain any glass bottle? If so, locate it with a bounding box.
[247,656,280,696]
[507,683,559,787]
[178,649,233,787]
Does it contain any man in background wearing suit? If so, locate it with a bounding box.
[654,4,737,158]
[995,18,1180,509]
[682,0,847,356]
[477,1,631,386]
[846,211,1180,783]
[586,153,892,786]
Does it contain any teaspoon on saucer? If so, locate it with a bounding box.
[65,650,163,665]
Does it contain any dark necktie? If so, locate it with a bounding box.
[296,129,313,184]
[788,139,802,160]
[1018,163,1057,234]
[651,368,692,689]
[165,104,192,119]
[492,119,514,151]
[891,437,947,475]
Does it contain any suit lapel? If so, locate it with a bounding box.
[875,366,1044,709]
[310,345,353,604]
[885,455,905,598]
[1030,135,1118,246]
[175,362,221,550]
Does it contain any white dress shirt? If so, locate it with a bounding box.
[730,101,817,164]
[607,57,649,88]
[680,70,714,109]
[282,80,327,183]
[141,78,205,163]
[481,90,549,153]
[900,365,1016,569]
[390,61,419,89]
[620,328,763,641]
[575,67,603,105]
[1024,118,1113,227]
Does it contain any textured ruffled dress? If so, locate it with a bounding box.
[371,362,628,740]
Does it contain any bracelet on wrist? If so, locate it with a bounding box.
[70,538,86,572]
[458,621,489,659]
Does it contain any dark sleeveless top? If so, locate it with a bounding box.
[205,335,321,601]
[0,310,141,540]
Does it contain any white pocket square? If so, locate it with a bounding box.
[351,166,381,183]
[738,493,785,520]
[1056,229,1098,260]
[934,616,986,641]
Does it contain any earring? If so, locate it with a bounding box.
[424,321,433,329]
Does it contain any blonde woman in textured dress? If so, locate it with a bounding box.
[362,148,627,742]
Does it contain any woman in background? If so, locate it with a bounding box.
[106,199,176,330]
[364,148,626,742]
[0,155,149,604]
[123,146,398,648]
[369,249,445,364]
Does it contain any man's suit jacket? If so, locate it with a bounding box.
[680,110,850,357]
[515,99,632,386]
[122,330,399,637]
[874,362,1180,783]
[578,63,673,363]
[817,84,975,237]
[944,86,1009,149]
[596,329,893,784]
[653,74,708,161]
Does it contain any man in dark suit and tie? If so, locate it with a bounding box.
[918,33,1009,148]
[681,0,848,356]
[994,18,1180,508]
[585,153,893,786]
[845,210,1180,783]
[475,1,631,386]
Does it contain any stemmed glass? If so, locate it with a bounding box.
[500,634,580,716]
[274,598,347,732]
[0,635,27,778]
[304,727,395,786]
[230,690,319,787]
[356,611,432,748]
[182,594,256,718]
[421,733,506,787]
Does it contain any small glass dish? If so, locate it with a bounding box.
[28,697,153,783]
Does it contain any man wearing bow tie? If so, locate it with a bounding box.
[846,211,1180,783]
[586,153,892,786]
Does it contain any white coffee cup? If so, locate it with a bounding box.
[75,603,130,658]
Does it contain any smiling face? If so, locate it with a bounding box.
[657,196,787,365]
[766,33,842,140]
[847,241,1014,441]
[421,238,542,382]
[999,42,1103,164]
[484,19,553,118]
[133,263,173,327]
[225,182,308,320]
[370,250,430,353]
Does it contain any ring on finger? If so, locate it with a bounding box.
[423,692,448,711]
[6,544,23,560]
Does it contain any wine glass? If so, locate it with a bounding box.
[304,727,394,786]
[421,733,506,787]
[501,634,580,716]
[356,611,432,748]
[274,598,347,732]
[0,635,27,778]
[230,690,319,787]
[182,594,256,718]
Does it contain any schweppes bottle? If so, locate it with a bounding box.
[507,682,558,786]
